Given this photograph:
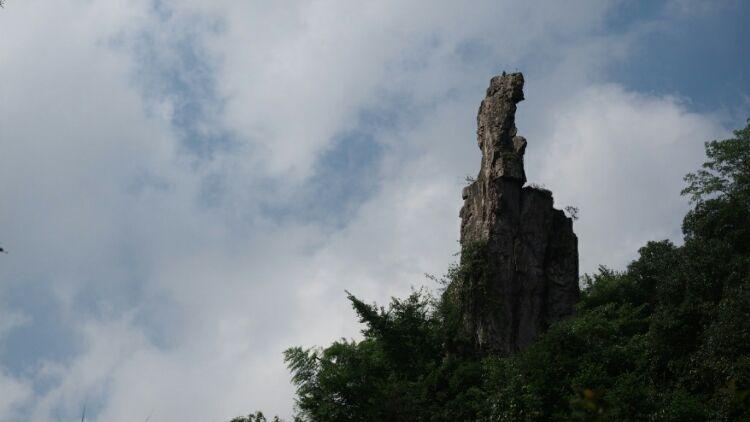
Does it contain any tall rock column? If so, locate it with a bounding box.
[457,72,579,355]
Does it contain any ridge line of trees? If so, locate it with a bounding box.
[235,119,750,421]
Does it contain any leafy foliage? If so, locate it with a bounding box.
[259,120,750,421]
[229,412,283,422]
[283,288,485,421]
[564,206,580,221]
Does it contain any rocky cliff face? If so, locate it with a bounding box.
[456,72,579,355]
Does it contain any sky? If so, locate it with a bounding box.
[0,0,748,420]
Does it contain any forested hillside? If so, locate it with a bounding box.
[233,121,749,421]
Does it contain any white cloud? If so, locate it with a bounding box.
[0,370,31,420]
[189,0,618,179]
[532,85,726,273]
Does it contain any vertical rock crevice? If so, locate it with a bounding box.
[456,72,579,355]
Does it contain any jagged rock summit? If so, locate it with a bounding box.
[457,72,579,355]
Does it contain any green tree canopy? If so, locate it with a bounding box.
[235,118,750,421]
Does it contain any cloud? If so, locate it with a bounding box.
[191,0,618,178]
[0,370,31,420]
[531,85,727,273]
[0,0,737,421]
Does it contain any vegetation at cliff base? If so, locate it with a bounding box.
[239,120,750,421]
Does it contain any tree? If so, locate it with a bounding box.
[273,118,750,421]
[229,411,283,422]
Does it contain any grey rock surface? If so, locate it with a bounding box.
[457,72,580,355]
